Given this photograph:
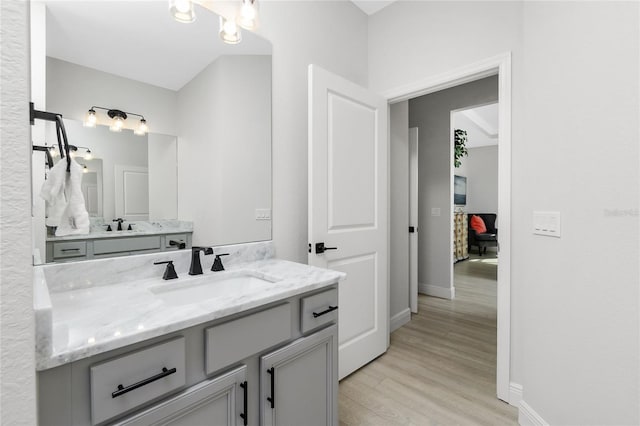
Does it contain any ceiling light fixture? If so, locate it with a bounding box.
[83,106,148,136]
[219,16,242,44]
[237,0,259,30]
[169,0,196,23]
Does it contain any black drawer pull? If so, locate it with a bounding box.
[61,248,80,252]
[267,367,275,408]
[111,367,177,398]
[240,381,248,425]
[312,305,338,318]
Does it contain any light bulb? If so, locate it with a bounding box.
[84,149,93,160]
[219,16,242,44]
[84,108,97,128]
[169,0,196,23]
[82,165,88,174]
[238,0,259,30]
[134,118,148,136]
[49,146,59,158]
[110,115,124,132]
[70,150,77,159]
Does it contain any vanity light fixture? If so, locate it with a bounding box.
[82,164,89,174]
[68,145,95,160]
[237,0,259,30]
[84,108,97,128]
[219,16,242,44]
[49,145,59,158]
[169,0,196,23]
[83,106,148,136]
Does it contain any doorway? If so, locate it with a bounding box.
[388,53,512,402]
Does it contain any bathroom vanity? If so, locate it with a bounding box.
[35,242,343,426]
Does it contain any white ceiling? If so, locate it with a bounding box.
[45,1,272,91]
[453,103,499,148]
[351,0,397,15]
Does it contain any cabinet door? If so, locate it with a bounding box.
[116,365,247,426]
[260,325,337,426]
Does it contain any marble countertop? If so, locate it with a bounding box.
[46,220,193,242]
[34,241,345,371]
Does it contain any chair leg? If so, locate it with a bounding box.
[478,244,482,256]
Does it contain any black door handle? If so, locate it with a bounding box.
[315,242,337,254]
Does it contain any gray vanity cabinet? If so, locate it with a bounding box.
[37,285,339,426]
[260,325,338,426]
[115,366,247,426]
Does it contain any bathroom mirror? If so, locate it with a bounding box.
[31,0,272,264]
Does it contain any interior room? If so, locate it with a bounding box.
[1,1,638,425]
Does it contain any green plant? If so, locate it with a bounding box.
[454,129,468,168]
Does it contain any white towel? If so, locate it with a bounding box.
[40,157,67,227]
[40,158,90,236]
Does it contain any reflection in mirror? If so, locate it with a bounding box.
[31,1,272,264]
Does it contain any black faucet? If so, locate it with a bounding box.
[154,260,178,280]
[112,218,124,231]
[211,253,230,272]
[189,247,213,275]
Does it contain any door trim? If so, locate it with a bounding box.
[383,52,512,403]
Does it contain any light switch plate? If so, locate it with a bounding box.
[431,207,441,217]
[533,211,561,237]
[255,208,271,220]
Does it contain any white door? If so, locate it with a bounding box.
[114,165,149,221]
[308,64,388,380]
[409,128,419,313]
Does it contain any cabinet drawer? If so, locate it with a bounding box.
[300,288,338,334]
[52,241,87,259]
[205,303,291,375]
[165,234,187,249]
[90,337,186,425]
[93,236,161,255]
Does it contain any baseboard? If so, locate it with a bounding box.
[390,308,411,332]
[418,283,455,300]
[509,382,523,408]
[519,400,549,426]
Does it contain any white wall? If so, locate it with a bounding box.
[390,101,410,324]
[46,57,178,136]
[177,55,271,246]
[148,133,178,220]
[518,3,639,424]
[408,76,498,295]
[371,1,639,423]
[0,1,37,423]
[255,1,369,262]
[456,146,498,214]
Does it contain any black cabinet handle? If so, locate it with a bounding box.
[61,248,80,252]
[267,367,275,408]
[111,367,177,398]
[240,381,248,425]
[312,305,338,318]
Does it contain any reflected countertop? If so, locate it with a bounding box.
[46,220,193,241]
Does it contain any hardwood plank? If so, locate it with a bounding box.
[338,252,517,425]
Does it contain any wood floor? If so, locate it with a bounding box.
[338,252,517,425]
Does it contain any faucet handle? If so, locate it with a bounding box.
[154,260,178,280]
[211,253,230,272]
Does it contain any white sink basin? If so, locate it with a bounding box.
[149,271,279,305]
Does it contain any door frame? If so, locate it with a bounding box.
[381,52,512,403]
